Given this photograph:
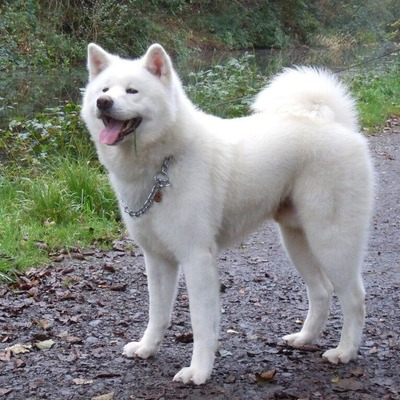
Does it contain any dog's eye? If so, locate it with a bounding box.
[126,88,138,94]
[102,88,109,93]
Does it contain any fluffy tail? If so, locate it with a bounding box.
[252,67,358,130]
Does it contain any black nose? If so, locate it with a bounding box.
[97,95,113,111]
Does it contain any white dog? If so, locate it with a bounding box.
[81,43,374,385]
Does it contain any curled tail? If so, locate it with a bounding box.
[252,67,358,131]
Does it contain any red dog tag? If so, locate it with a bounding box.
[154,190,162,203]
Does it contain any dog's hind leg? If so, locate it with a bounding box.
[305,223,366,364]
[123,251,179,359]
[279,225,334,346]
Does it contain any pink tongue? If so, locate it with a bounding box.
[99,119,125,145]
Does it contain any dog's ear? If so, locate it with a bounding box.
[87,44,113,80]
[143,44,173,80]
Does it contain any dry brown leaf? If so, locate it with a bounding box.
[0,349,11,362]
[255,370,276,385]
[369,346,378,354]
[14,358,26,368]
[38,319,51,330]
[335,378,364,391]
[72,252,85,260]
[351,367,364,377]
[6,343,32,355]
[66,335,83,344]
[175,331,193,343]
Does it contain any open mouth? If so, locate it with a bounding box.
[99,116,142,145]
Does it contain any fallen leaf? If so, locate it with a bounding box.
[72,252,85,260]
[38,319,51,330]
[226,329,240,334]
[35,339,55,350]
[224,374,236,384]
[14,358,26,368]
[66,335,83,344]
[112,240,125,251]
[91,392,114,400]
[95,372,122,379]
[109,284,127,292]
[175,331,193,343]
[27,287,39,297]
[370,346,378,354]
[219,349,233,357]
[334,378,364,391]
[6,343,32,355]
[351,367,364,377]
[255,370,276,385]
[32,333,51,341]
[102,263,116,273]
[0,388,13,396]
[35,241,49,250]
[0,349,11,362]
[53,255,65,262]
[73,378,94,385]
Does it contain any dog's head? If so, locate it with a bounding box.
[81,43,180,149]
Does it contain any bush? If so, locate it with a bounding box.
[185,53,267,118]
[0,103,94,169]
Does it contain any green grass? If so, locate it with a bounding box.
[0,55,399,280]
[347,60,400,130]
[0,160,119,276]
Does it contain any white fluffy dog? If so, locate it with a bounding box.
[81,43,374,385]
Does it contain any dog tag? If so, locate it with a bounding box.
[154,190,162,203]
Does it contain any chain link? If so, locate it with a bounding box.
[119,156,173,218]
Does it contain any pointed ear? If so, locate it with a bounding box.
[143,44,173,80]
[87,43,113,80]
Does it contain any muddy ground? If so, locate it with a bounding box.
[1,126,399,400]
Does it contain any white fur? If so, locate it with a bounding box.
[81,43,374,385]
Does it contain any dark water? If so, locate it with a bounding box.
[0,68,87,129]
[0,43,396,130]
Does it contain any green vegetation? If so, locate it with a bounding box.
[0,104,119,278]
[349,61,400,128]
[185,54,266,118]
[0,0,398,70]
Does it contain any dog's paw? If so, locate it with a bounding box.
[173,366,211,385]
[122,341,158,359]
[322,347,357,364]
[283,332,314,346]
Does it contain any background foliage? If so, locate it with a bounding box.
[0,0,398,70]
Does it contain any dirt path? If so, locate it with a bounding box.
[1,129,399,400]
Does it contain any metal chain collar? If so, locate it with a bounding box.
[119,156,173,218]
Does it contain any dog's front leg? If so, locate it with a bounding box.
[123,251,179,359]
[173,250,220,385]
